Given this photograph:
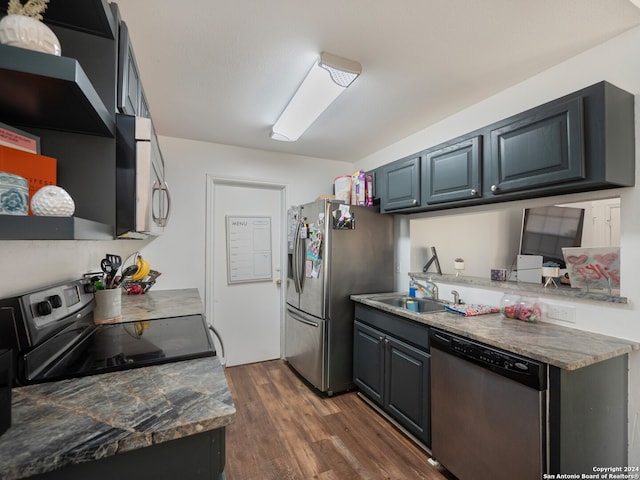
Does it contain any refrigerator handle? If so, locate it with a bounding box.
[288,307,319,327]
[293,220,302,293]
[298,221,307,294]
[292,315,319,328]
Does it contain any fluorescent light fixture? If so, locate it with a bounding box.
[271,52,361,142]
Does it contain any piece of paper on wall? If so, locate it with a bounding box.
[226,216,273,284]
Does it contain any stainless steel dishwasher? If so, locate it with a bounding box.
[429,329,547,480]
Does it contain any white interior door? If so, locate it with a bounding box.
[605,201,620,246]
[207,179,284,367]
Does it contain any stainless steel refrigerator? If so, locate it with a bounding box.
[285,199,394,395]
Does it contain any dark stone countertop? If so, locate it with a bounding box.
[352,292,639,370]
[0,289,235,480]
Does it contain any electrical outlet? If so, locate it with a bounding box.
[546,303,576,323]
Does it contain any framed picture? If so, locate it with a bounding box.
[561,246,620,291]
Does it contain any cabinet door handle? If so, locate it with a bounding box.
[412,199,418,205]
[384,338,389,344]
[470,189,477,196]
[491,184,499,192]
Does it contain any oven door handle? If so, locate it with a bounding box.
[208,324,226,367]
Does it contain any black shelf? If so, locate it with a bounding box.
[1,0,116,39]
[0,45,115,137]
[0,216,113,240]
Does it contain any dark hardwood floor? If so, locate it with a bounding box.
[224,359,455,480]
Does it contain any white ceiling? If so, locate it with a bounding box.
[114,0,640,162]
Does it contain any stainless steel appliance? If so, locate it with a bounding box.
[116,114,171,239]
[0,279,215,386]
[285,200,394,395]
[429,329,547,480]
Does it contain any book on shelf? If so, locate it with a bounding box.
[0,122,40,154]
[0,145,56,215]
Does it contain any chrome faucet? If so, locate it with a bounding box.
[409,276,439,300]
[451,290,460,305]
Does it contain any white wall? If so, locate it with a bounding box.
[354,25,640,462]
[0,142,353,299]
[138,138,355,299]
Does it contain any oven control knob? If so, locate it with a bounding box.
[84,283,96,294]
[36,300,53,316]
[49,295,63,308]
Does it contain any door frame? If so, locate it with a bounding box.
[205,175,288,361]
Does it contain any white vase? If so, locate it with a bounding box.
[31,185,75,216]
[0,14,61,56]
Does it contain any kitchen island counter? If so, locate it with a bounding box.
[0,289,235,480]
[120,287,204,321]
[352,292,639,370]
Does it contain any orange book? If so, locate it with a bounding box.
[0,145,57,215]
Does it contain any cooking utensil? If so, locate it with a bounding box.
[112,265,139,288]
[100,258,117,288]
[100,258,113,277]
[106,254,122,273]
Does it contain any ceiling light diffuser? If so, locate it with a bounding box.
[271,52,362,142]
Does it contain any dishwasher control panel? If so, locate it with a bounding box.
[430,329,546,390]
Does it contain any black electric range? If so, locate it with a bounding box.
[0,278,216,386]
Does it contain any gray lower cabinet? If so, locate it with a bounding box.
[353,305,430,446]
[379,154,421,212]
[31,428,226,480]
[549,355,628,474]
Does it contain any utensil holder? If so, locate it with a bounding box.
[93,289,122,325]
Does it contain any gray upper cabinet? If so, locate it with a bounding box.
[488,96,585,195]
[0,1,162,240]
[377,81,635,214]
[421,135,482,205]
[380,154,421,212]
[117,21,142,116]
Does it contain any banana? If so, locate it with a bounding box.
[130,255,151,281]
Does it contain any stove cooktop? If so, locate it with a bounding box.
[21,314,216,385]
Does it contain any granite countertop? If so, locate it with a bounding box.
[352,292,639,370]
[120,288,204,321]
[410,272,627,304]
[0,289,236,480]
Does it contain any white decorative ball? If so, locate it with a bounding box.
[31,186,75,217]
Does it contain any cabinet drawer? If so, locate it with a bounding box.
[354,304,429,351]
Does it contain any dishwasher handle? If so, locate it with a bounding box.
[430,328,546,391]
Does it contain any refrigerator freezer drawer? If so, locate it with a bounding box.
[285,307,326,392]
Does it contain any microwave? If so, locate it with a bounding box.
[115,114,171,238]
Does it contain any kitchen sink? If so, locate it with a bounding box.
[374,296,447,313]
